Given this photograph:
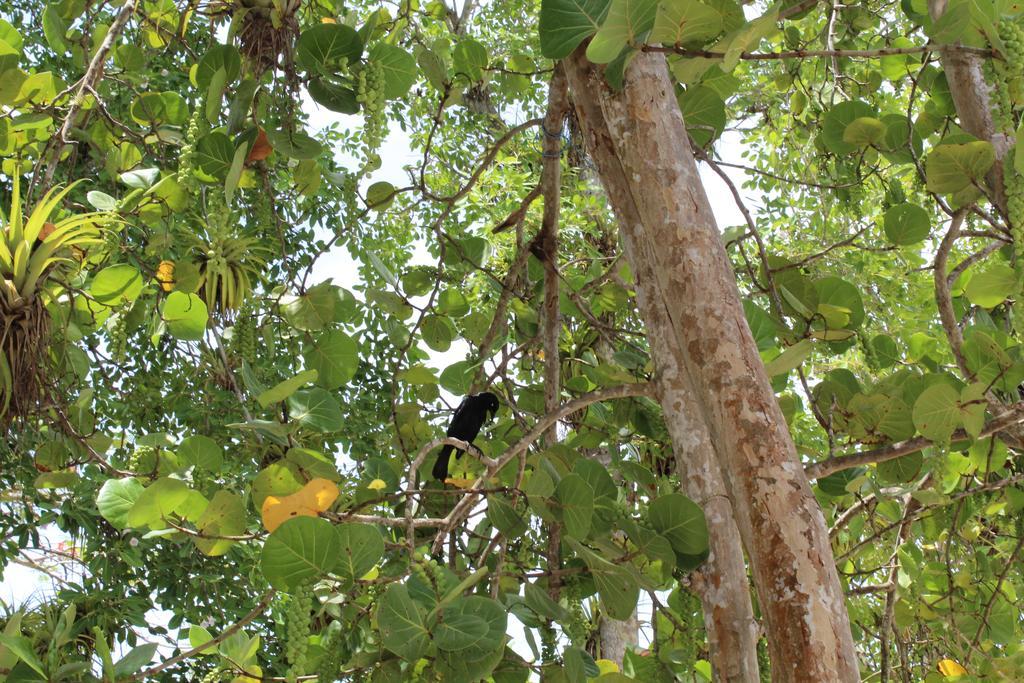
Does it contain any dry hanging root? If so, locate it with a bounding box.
[0,295,49,424]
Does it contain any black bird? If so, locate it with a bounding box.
[432,392,500,481]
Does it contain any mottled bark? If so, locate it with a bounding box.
[564,48,859,682]
[599,611,639,667]
[540,67,569,600]
[567,59,760,682]
[928,0,1012,213]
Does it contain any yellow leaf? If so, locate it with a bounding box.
[261,478,339,532]
[938,659,968,677]
[360,566,379,581]
[156,260,175,292]
[596,659,620,675]
[367,478,386,491]
[321,17,336,23]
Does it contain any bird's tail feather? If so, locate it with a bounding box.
[432,445,454,481]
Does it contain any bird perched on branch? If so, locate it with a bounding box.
[432,392,500,481]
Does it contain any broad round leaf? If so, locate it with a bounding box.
[296,24,363,72]
[964,264,1018,309]
[177,435,223,472]
[912,383,960,443]
[647,493,709,555]
[335,523,384,583]
[821,100,875,154]
[91,264,143,305]
[377,583,431,661]
[163,292,208,340]
[96,478,145,529]
[883,203,930,245]
[553,473,594,540]
[260,516,340,592]
[287,388,344,432]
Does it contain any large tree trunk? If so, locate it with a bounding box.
[570,67,759,682]
[564,48,859,682]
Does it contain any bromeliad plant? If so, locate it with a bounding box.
[0,177,107,422]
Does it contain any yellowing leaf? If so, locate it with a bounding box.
[260,477,339,532]
[596,659,620,675]
[156,260,175,292]
[321,17,337,23]
[360,566,379,581]
[367,478,386,491]
[938,659,968,677]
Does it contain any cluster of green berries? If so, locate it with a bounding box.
[283,580,314,682]
[230,299,258,360]
[199,667,222,683]
[990,21,1024,262]
[177,105,205,193]
[317,624,343,683]
[108,313,128,364]
[757,637,771,682]
[563,598,589,645]
[354,60,387,165]
[674,589,702,672]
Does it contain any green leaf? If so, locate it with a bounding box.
[260,516,341,592]
[539,0,613,59]
[438,596,507,657]
[434,613,489,651]
[814,277,864,330]
[586,0,658,64]
[257,369,319,408]
[162,292,208,340]
[296,24,363,72]
[841,116,886,147]
[86,190,117,211]
[303,330,359,389]
[821,100,875,155]
[651,0,723,45]
[308,76,359,114]
[366,181,396,209]
[224,141,247,205]
[763,339,813,377]
[288,388,344,432]
[113,643,158,677]
[421,315,454,352]
[281,282,351,331]
[453,38,488,82]
[647,492,708,555]
[193,490,246,556]
[195,44,241,90]
[925,141,995,194]
[570,541,639,620]
[572,458,617,504]
[370,44,418,99]
[883,203,930,245]
[523,581,570,621]
[264,129,323,160]
[196,131,234,178]
[0,635,45,677]
[91,264,143,306]
[486,494,528,537]
[188,625,216,655]
[377,583,431,661]
[912,382,960,443]
[876,453,923,484]
[335,523,384,583]
[96,478,145,529]
[42,4,68,54]
[177,435,223,472]
[678,85,725,147]
[126,477,190,529]
[964,264,1017,308]
[553,473,594,539]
